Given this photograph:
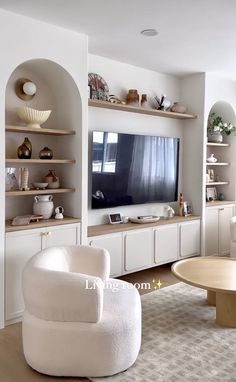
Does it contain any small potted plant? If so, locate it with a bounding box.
[207,112,235,142]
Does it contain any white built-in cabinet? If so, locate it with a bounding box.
[5,223,80,324]
[88,218,200,277]
[89,233,123,277]
[205,204,234,256]
[124,229,153,272]
[154,224,178,264]
[179,220,200,258]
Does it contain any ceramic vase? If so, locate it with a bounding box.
[17,137,32,159]
[39,146,53,159]
[33,195,54,219]
[19,167,29,190]
[45,170,60,189]
[126,89,139,107]
[207,131,223,143]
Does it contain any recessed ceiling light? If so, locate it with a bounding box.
[141,29,158,37]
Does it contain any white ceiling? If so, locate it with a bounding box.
[1,0,236,79]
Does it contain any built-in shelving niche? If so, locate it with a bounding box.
[206,101,236,204]
[5,59,82,226]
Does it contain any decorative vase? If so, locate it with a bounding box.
[17,137,32,159]
[18,167,29,190]
[207,131,223,143]
[45,170,60,189]
[170,102,187,113]
[141,94,148,108]
[207,154,217,163]
[126,89,139,107]
[33,195,54,219]
[39,146,53,159]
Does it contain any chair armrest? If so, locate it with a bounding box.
[22,265,104,323]
[66,245,110,280]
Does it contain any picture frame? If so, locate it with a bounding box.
[183,201,193,216]
[206,187,217,202]
[108,213,122,224]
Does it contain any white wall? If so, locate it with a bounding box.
[0,9,88,328]
[88,54,185,225]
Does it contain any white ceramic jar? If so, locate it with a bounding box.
[33,195,54,219]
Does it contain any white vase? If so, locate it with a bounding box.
[207,131,223,143]
[33,195,54,219]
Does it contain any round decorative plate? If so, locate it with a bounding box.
[88,73,109,100]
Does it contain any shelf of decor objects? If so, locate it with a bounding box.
[88,215,201,237]
[207,142,230,147]
[206,182,229,186]
[6,159,75,164]
[206,162,229,166]
[6,188,75,197]
[5,216,81,232]
[5,125,75,136]
[206,200,235,207]
[88,99,197,120]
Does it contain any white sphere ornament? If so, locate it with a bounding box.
[23,81,37,96]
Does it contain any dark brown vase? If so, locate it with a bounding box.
[39,146,53,159]
[17,137,32,159]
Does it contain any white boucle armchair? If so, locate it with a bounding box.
[22,245,141,377]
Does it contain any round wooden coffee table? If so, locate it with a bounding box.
[172,257,236,327]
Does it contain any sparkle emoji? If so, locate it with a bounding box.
[152,279,162,289]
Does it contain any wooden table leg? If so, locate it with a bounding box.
[216,292,236,327]
[207,290,216,306]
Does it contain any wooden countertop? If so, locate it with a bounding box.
[88,215,200,237]
[5,216,81,232]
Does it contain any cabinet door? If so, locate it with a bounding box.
[179,220,200,258]
[205,208,219,256]
[124,229,153,272]
[5,229,43,322]
[219,206,234,256]
[45,224,80,248]
[154,224,178,264]
[89,233,122,276]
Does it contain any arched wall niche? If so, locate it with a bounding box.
[5,58,82,220]
[208,100,236,127]
[206,100,236,202]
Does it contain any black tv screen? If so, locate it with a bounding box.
[91,131,179,209]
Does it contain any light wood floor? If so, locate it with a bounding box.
[0,264,178,382]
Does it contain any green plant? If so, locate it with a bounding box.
[207,112,235,136]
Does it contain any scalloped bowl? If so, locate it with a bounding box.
[16,107,51,128]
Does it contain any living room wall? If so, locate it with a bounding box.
[88,54,185,225]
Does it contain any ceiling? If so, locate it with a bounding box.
[1,0,236,79]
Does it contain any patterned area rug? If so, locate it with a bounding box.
[89,282,236,382]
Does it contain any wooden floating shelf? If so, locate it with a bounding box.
[206,162,229,166]
[6,188,75,197]
[5,216,81,233]
[206,200,235,207]
[5,125,75,136]
[6,159,75,164]
[206,182,229,186]
[88,99,197,120]
[207,142,230,147]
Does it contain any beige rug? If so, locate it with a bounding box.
[89,282,236,382]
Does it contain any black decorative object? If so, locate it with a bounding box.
[17,137,32,159]
[39,146,53,160]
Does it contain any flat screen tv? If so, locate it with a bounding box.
[91,131,180,209]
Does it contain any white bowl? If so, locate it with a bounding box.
[16,107,51,128]
[33,182,48,190]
